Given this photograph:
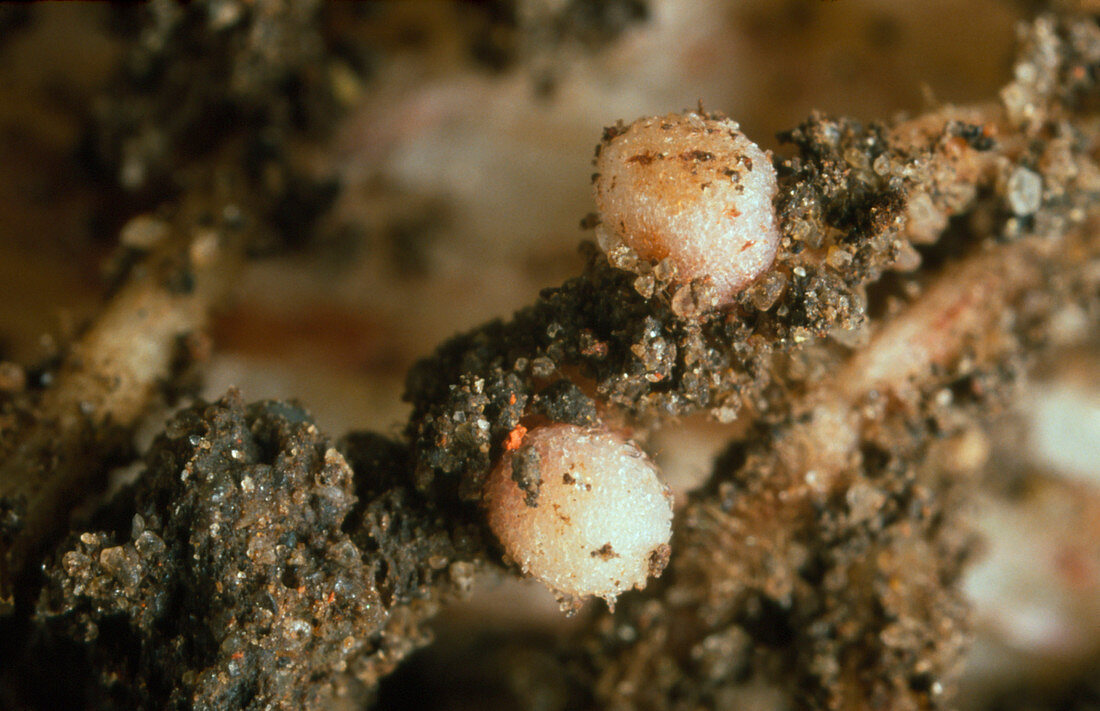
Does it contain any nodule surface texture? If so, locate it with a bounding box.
[484,424,672,604]
[594,112,780,305]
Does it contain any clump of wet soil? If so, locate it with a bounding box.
[30,392,484,710]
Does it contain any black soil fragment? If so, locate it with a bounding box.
[530,379,598,427]
[31,392,485,710]
[339,431,486,609]
[510,444,543,508]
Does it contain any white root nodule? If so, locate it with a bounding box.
[594,112,780,306]
[484,424,673,607]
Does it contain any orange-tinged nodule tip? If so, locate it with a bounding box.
[593,112,780,308]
